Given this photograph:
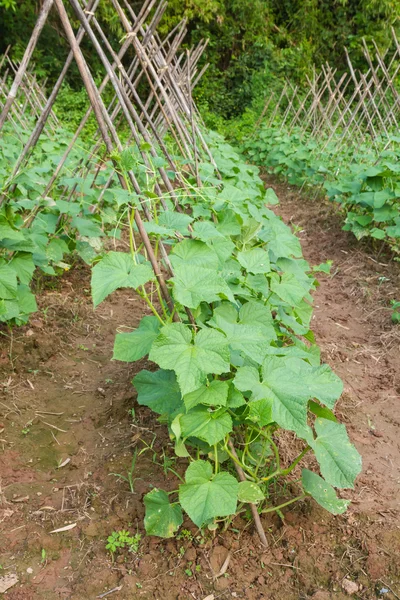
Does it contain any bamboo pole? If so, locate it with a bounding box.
[0,0,54,133]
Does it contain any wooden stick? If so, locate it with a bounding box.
[228,440,268,548]
[0,0,54,133]
[54,0,176,317]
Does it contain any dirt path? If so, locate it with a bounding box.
[0,181,399,600]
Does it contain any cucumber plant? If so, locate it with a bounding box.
[244,125,400,255]
[0,121,133,325]
[91,132,362,540]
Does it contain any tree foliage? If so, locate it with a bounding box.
[0,0,399,118]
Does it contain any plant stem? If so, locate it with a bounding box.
[280,446,311,476]
[227,439,268,548]
[224,439,257,480]
[261,494,306,514]
[214,444,219,474]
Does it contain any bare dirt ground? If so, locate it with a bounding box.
[0,179,399,600]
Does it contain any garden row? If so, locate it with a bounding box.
[89,130,362,538]
[243,127,400,256]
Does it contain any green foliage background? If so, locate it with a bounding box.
[1,0,399,121]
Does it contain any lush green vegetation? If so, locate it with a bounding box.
[1,0,399,120]
[243,127,400,254]
[0,121,124,324]
[89,133,361,537]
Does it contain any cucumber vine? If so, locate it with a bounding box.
[91,131,362,542]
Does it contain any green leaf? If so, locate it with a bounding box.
[179,460,238,527]
[149,323,230,396]
[237,248,271,274]
[158,211,193,234]
[310,419,362,489]
[226,385,246,408]
[308,400,337,422]
[291,361,343,409]
[270,272,310,305]
[302,469,350,515]
[181,406,232,445]
[113,316,161,362]
[144,489,183,538]
[91,252,154,307]
[170,240,219,270]
[9,253,35,285]
[72,216,104,238]
[133,369,182,415]
[183,380,229,410]
[265,188,279,205]
[171,264,234,309]
[235,358,312,439]
[46,238,69,263]
[247,398,273,426]
[0,218,24,241]
[0,264,17,299]
[210,302,275,364]
[237,481,265,503]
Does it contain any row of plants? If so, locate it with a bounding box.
[0,122,129,325]
[243,126,400,255]
[90,130,362,539]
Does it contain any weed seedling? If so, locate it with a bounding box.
[105,530,141,561]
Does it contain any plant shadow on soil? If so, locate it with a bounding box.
[0,179,399,600]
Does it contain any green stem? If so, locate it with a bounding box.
[214,444,219,474]
[139,287,165,325]
[261,494,306,514]
[224,437,257,480]
[280,446,311,476]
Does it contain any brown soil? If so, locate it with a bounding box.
[0,180,400,600]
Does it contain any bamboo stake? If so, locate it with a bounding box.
[54,0,175,316]
[0,0,54,132]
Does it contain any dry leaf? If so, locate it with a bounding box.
[0,574,18,593]
[50,523,77,534]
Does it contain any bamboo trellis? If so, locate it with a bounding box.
[262,28,400,156]
[0,0,269,548]
[0,46,59,137]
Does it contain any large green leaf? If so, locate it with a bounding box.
[170,240,219,270]
[209,302,275,364]
[91,252,154,307]
[133,369,182,415]
[237,248,270,274]
[183,380,229,410]
[144,489,183,538]
[302,469,350,515]
[302,364,343,408]
[158,211,193,234]
[149,323,230,395]
[9,253,35,285]
[171,264,234,309]
[0,264,17,299]
[234,359,312,439]
[310,419,362,489]
[259,215,302,258]
[181,406,232,445]
[179,460,238,527]
[270,272,310,305]
[72,216,104,238]
[113,316,161,362]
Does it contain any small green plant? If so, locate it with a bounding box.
[109,447,147,493]
[41,549,46,564]
[105,530,141,560]
[391,300,400,323]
